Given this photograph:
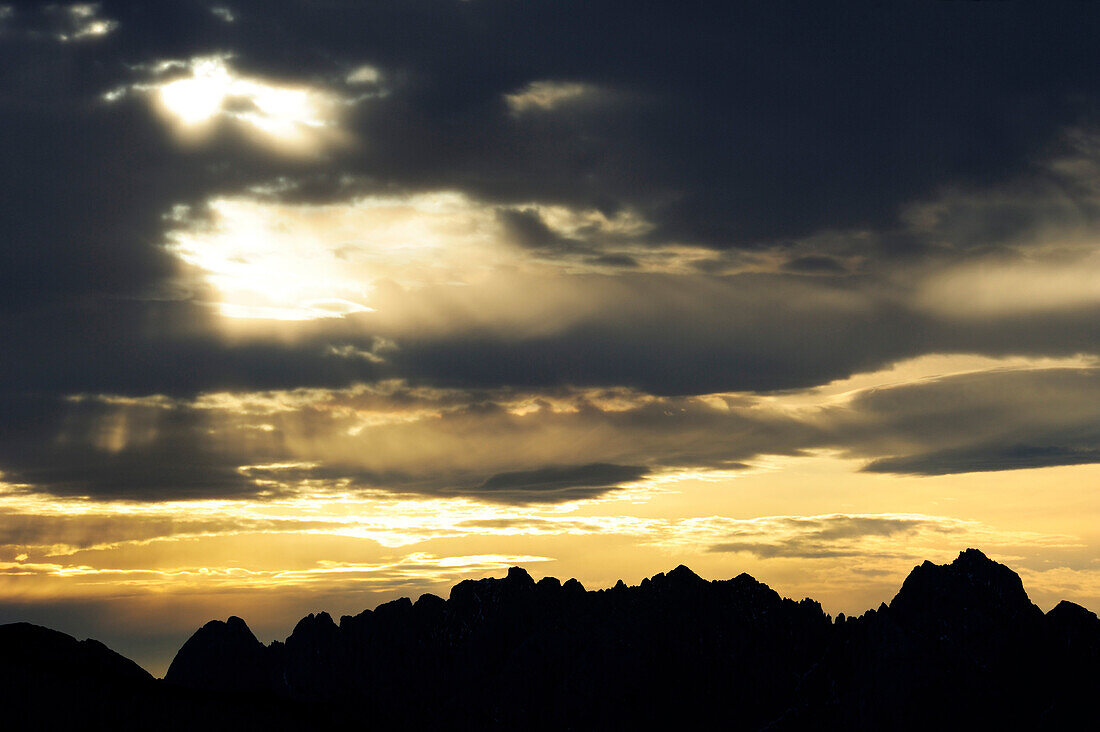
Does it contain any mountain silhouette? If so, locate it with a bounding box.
[3,549,1097,729]
[0,622,155,728]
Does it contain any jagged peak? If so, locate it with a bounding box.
[192,616,261,645]
[536,576,562,592]
[376,596,413,616]
[165,615,270,689]
[1047,599,1099,624]
[505,565,535,587]
[666,564,705,585]
[292,611,337,636]
[562,577,585,594]
[951,547,992,568]
[415,592,445,610]
[225,615,253,635]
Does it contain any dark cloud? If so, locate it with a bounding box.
[709,515,962,559]
[782,255,848,275]
[496,208,577,252]
[308,0,1097,246]
[865,444,1100,476]
[0,511,339,556]
[587,253,639,268]
[472,463,649,502]
[833,368,1100,476]
[0,393,276,500]
[708,543,866,560]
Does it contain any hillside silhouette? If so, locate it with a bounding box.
[3,549,1097,729]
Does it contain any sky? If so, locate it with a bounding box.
[2,0,1100,676]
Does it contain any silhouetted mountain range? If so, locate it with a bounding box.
[3,549,1097,729]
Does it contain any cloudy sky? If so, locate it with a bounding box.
[2,0,1100,674]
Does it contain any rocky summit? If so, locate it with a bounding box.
[3,549,1098,730]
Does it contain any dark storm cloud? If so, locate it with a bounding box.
[0,299,387,398]
[8,0,1095,280]
[277,0,1099,246]
[1,0,1099,398]
[260,1,1090,254]
[371,273,1100,395]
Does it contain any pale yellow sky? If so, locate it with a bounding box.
[4,443,1098,676]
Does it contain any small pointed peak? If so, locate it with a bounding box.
[372,597,413,623]
[413,593,445,617]
[194,616,258,644]
[666,564,705,586]
[536,576,562,592]
[1047,600,1099,624]
[339,607,372,630]
[226,616,249,633]
[449,578,478,602]
[506,566,535,587]
[953,548,992,566]
[378,597,413,612]
[292,611,337,636]
[614,579,627,590]
[562,578,585,594]
[415,592,445,609]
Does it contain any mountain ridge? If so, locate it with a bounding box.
[3,549,1098,730]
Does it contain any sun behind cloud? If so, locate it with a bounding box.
[145,55,349,155]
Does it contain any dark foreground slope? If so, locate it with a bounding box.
[3,550,1098,730]
[0,622,154,728]
[0,623,319,730]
